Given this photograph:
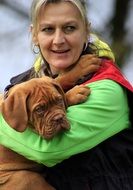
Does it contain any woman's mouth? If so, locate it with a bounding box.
[52,49,70,54]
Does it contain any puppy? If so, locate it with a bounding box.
[0,76,90,190]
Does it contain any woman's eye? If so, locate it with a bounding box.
[42,27,54,34]
[64,26,76,34]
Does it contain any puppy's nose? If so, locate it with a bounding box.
[53,114,64,124]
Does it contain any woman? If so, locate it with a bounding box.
[0,0,133,189]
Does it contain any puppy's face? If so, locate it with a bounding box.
[1,77,70,139]
[28,78,70,139]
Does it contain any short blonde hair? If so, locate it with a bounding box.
[30,0,90,34]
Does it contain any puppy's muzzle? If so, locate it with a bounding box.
[52,113,67,126]
[42,111,70,139]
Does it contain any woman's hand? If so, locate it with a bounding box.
[55,54,101,90]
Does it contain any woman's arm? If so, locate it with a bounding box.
[0,80,130,166]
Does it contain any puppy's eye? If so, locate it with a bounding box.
[34,105,45,116]
[56,97,64,106]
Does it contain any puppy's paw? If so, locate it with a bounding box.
[66,85,90,106]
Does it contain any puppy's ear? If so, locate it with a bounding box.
[1,89,28,132]
[52,80,68,108]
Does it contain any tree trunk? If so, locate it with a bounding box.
[109,0,131,66]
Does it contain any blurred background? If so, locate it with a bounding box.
[0,0,133,92]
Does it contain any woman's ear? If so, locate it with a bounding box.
[30,24,39,45]
[85,22,91,42]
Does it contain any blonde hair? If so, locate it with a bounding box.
[30,0,89,34]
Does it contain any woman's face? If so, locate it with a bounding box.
[32,2,87,73]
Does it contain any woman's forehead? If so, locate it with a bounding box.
[38,1,83,22]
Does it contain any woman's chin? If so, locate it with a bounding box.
[51,62,72,70]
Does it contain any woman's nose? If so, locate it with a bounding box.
[53,29,65,45]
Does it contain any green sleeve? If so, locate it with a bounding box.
[0,80,130,167]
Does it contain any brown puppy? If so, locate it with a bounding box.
[1,77,90,139]
[0,76,90,190]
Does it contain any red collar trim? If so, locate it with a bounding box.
[83,59,133,93]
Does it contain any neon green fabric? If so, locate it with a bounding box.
[34,56,43,73]
[0,80,130,167]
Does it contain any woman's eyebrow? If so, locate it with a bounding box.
[39,20,78,26]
